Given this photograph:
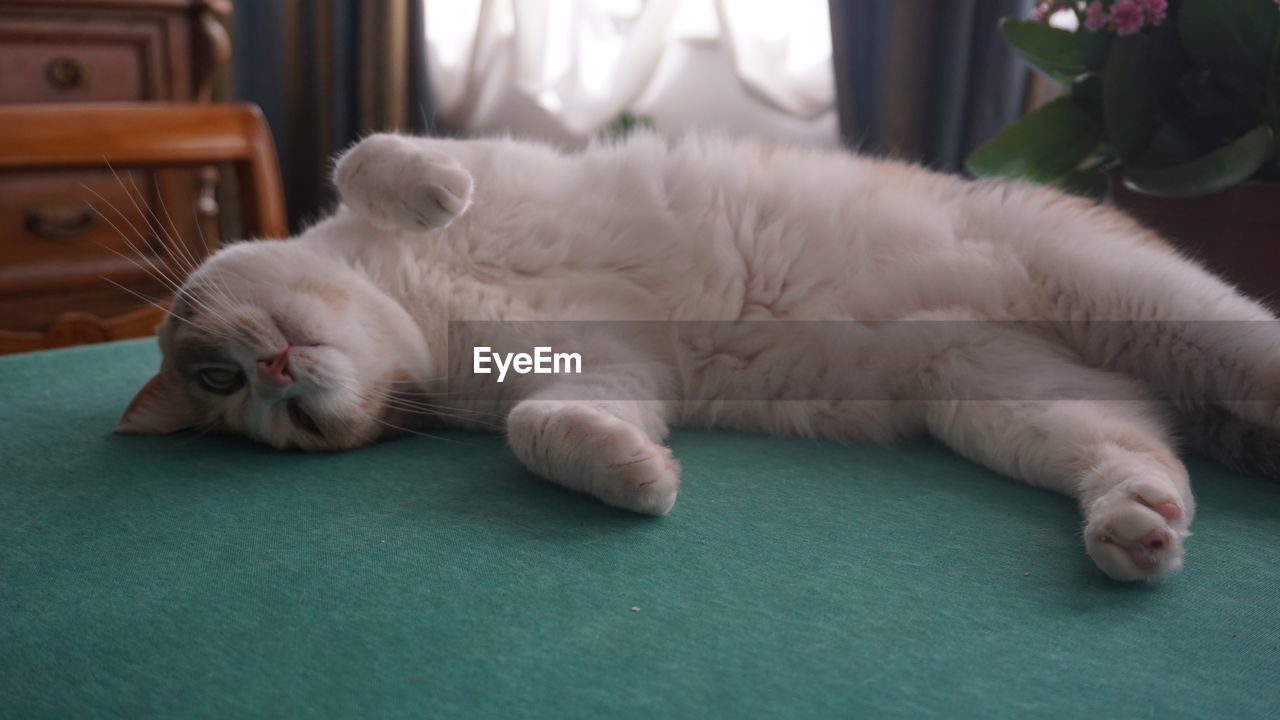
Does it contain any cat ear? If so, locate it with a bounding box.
[116,369,199,434]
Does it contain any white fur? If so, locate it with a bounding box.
[145,132,1280,582]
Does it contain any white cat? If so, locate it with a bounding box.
[118,132,1280,582]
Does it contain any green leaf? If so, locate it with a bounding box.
[1180,72,1239,120]
[1074,29,1112,72]
[1071,73,1103,117]
[1179,0,1280,85]
[1123,124,1276,197]
[1055,167,1108,198]
[1000,18,1085,81]
[1103,34,1159,162]
[966,97,1101,182]
[1139,123,1203,167]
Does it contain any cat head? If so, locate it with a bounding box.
[117,239,430,450]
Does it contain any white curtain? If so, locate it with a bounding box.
[424,0,834,141]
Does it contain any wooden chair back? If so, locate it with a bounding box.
[0,102,285,353]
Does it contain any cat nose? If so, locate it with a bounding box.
[257,349,292,387]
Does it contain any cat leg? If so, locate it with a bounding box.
[917,331,1194,581]
[991,188,1280,427]
[1046,264,1280,432]
[333,133,474,232]
[506,388,679,516]
[964,183,1280,428]
[930,398,1193,581]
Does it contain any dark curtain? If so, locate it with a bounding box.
[828,0,1033,171]
[230,0,436,232]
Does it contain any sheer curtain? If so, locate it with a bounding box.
[423,0,835,143]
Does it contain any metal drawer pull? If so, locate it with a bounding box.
[45,57,86,90]
[25,203,97,240]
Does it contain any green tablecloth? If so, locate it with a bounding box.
[2,339,1278,719]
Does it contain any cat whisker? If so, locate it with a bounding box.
[98,279,238,346]
[92,235,182,296]
[374,386,481,398]
[360,384,504,416]
[97,276,239,342]
[184,191,217,257]
[203,263,272,317]
[98,165,253,335]
[182,200,249,317]
[375,399,505,429]
[389,399,504,423]
[122,169,198,277]
[379,375,491,393]
[90,237,233,331]
[181,203,270,323]
[365,415,481,446]
[105,160,189,271]
[83,181,231,324]
[92,238,243,341]
[169,414,228,448]
[154,176,200,259]
[90,168,182,276]
[343,380,505,430]
[384,407,503,432]
[83,190,187,294]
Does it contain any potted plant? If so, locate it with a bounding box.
[966,0,1280,305]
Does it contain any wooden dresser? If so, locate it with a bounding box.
[0,0,231,353]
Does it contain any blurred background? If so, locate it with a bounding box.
[228,0,1034,230]
[0,0,1037,353]
[17,2,1271,378]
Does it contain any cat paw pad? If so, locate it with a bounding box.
[1084,479,1190,581]
[396,155,473,229]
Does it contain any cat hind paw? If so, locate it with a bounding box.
[1084,478,1191,582]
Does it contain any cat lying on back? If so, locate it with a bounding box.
[118,132,1280,582]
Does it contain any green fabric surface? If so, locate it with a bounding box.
[1,339,1278,719]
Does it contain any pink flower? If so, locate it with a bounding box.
[1110,0,1146,35]
[1031,0,1069,23]
[1083,0,1107,31]
[1140,0,1168,25]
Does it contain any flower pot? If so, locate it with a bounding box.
[1108,175,1280,311]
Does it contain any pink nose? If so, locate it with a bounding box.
[1138,529,1169,551]
[257,350,292,387]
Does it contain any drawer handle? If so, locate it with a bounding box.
[45,57,86,90]
[25,203,97,241]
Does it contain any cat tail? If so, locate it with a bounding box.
[1180,405,1280,481]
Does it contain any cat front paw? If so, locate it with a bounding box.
[1083,477,1192,582]
[334,134,473,232]
[507,402,680,515]
[605,437,681,516]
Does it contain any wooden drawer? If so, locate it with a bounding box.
[0,37,147,102]
[0,165,214,338]
[0,1,232,354]
[0,277,169,335]
[0,6,183,103]
[0,169,174,293]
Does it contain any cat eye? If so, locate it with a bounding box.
[288,401,323,437]
[196,367,244,395]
